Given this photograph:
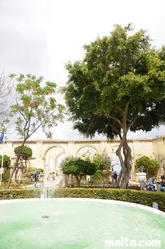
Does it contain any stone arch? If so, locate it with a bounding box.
[56,153,67,176]
[76,145,99,159]
[44,146,66,177]
[43,145,66,158]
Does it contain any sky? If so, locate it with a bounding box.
[0,0,165,140]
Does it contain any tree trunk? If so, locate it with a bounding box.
[6,156,20,189]
[21,162,27,184]
[120,139,132,188]
[116,169,122,188]
[120,168,131,188]
[6,140,26,189]
[116,133,132,189]
[14,168,19,187]
[75,177,81,187]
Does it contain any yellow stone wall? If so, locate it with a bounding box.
[1,136,165,178]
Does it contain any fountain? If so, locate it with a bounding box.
[0,198,165,248]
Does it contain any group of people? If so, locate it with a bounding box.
[33,170,44,188]
[33,170,56,188]
[48,172,55,181]
[147,175,165,192]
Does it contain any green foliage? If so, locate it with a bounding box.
[8,74,65,139]
[92,154,108,170]
[1,188,165,212]
[0,189,41,199]
[62,24,165,188]
[0,155,10,169]
[62,158,96,177]
[63,24,165,138]
[91,154,109,183]
[62,158,96,185]
[5,74,65,188]
[52,188,165,212]
[14,146,32,160]
[135,156,160,178]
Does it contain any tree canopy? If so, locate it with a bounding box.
[9,74,65,139]
[62,158,96,186]
[0,155,10,170]
[62,24,165,188]
[14,145,32,160]
[6,74,65,188]
[135,156,160,178]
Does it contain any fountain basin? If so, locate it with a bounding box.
[0,198,165,248]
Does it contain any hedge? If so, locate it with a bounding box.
[0,188,165,212]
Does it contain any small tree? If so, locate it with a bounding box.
[14,145,32,160]
[135,156,160,178]
[0,154,11,182]
[6,74,65,188]
[90,153,110,184]
[14,145,32,184]
[62,158,96,186]
[0,155,10,171]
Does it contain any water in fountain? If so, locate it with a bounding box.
[0,198,165,249]
[39,171,64,198]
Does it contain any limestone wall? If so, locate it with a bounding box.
[1,136,165,178]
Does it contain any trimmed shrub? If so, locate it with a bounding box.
[0,188,165,212]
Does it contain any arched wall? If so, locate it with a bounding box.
[1,136,165,178]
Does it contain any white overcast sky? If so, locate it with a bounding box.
[0,0,165,140]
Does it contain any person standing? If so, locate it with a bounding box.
[34,170,39,188]
[113,171,118,183]
[39,171,44,188]
[52,172,55,181]
[112,171,118,187]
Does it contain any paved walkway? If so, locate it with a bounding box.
[23,176,62,189]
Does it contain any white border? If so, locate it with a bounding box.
[0,198,165,217]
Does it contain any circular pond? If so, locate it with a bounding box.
[0,198,165,249]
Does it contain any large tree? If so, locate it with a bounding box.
[62,24,165,188]
[6,74,65,188]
